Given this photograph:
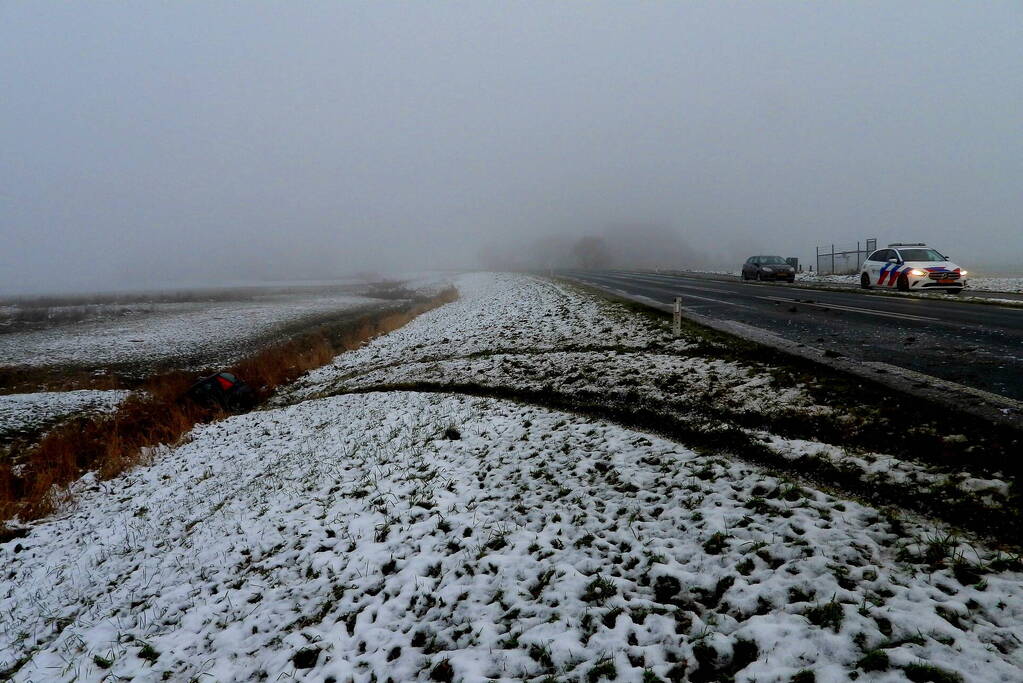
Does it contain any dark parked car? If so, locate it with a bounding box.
[742,255,795,282]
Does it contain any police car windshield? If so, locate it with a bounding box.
[898,248,945,261]
[760,256,787,265]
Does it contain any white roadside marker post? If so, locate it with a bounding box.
[673,296,682,337]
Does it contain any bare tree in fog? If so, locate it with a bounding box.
[572,237,612,269]
[480,223,703,271]
[597,224,702,270]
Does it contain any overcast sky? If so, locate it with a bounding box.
[2,2,1021,293]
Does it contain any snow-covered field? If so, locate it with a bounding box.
[3,273,1021,681]
[0,390,130,441]
[0,293,385,371]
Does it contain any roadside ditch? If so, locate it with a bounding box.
[0,287,457,532]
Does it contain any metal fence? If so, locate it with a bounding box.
[815,238,877,275]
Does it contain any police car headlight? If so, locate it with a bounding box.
[910,269,926,276]
[960,270,968,276]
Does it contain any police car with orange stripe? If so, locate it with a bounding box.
[859,243,968,293]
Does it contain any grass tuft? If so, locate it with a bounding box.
[804,596,844,632]
[582,575,618,604]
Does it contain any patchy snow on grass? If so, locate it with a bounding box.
[0,294,385,370]
[307,350,818,420]
[3,392,1021,682]
[755,432,1013,511]
[284,273,695,403]
[5,272,1021,681]
[0,390,131,438]
[284,273,1014,531]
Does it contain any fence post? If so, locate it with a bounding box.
[673,297,682,337]
[832,244,835,275]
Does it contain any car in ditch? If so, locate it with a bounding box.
[859,243,968,293]
[185,371,256,411]
[741,255,796,282]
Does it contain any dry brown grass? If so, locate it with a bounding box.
[0,287,457,524]
[0,366,125,395]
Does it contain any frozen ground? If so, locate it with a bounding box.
[0,390,130,442]
[3,392,1021,682]
[3,273,1021,681]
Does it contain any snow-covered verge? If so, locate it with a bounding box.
[3,392,1021,682]
[0,390,131,441]
[306,350,813,419]
[793,273,859,286]
[283,274,1017,534]
[283,273,694,403]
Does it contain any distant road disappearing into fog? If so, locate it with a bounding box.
[560,270,1023,402]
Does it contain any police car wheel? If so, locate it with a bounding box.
[897,274,910,292]
[860,273,870,289]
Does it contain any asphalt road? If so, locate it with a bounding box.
[561,270,1023,402]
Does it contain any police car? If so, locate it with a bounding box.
[859,243,968,293]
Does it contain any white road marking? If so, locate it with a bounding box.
[597,273,744,296]
[757,296,940,322]
[585,275,747,308]
[675,292,745,307]
[633,279,740,296]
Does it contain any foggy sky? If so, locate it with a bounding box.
[3,2,1021,293]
